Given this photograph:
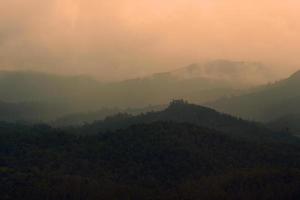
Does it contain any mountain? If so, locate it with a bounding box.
[168,60,277,87]
[209,70,300,122]
[0,69,237,122]
[0,61,284,123]
[0,60,277,122]
[71,100,297,144]
[1,101,300,200]
[99,60,266,107]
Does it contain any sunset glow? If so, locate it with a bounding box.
[1,0,299,80]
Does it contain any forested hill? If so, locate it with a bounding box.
[1,121,300,200]
[71,100,298,144]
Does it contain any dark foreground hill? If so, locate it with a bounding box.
[267,114,300,137]
[1,121,300,200]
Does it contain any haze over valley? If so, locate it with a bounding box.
[0,59,288,122]
[1,1,300,199]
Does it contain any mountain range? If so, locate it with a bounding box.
[0,60,280,122]
[2,100,300,200]
[69,100,298,145]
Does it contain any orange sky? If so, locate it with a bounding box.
[0,0,299,80]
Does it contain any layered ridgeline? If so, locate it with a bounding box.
[210,70,300,122]
[0,60,276,122]
[1,101,300,199]
[0,99,165,125]
[0,71,100,122]
[67,100,298,145]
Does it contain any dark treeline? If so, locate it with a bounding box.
[1,101,300,199]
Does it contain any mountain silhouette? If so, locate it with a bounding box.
[73,100,297,144]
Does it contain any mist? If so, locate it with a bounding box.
[3,2,300,198]
[1,0,300,81]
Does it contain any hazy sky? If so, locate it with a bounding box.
[0,0,299,80]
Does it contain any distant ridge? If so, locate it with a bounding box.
[0,61,284,123]
[0,62,248,113]
[161,60,277,87]
[210,69,300,122]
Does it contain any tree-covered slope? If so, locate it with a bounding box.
[1,121,300,200]
[74,100,297,144]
